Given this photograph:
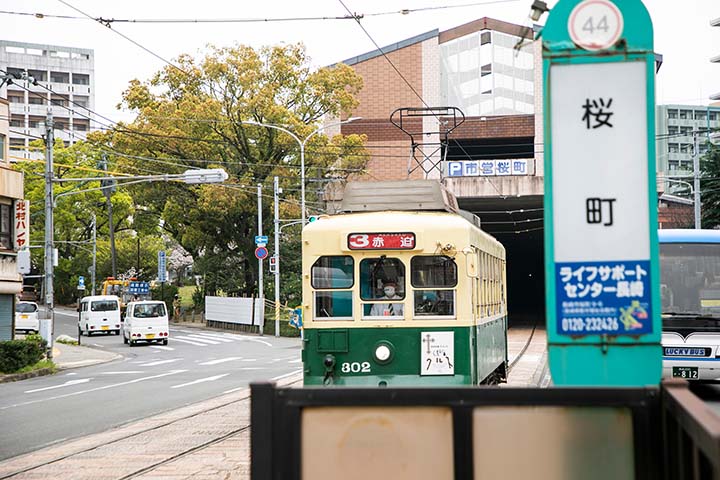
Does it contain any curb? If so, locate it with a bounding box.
[0,366,56,384]
[531,350,549,387]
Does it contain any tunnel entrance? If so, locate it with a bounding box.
[458,195,545,328]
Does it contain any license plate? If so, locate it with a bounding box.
[101,325,109,330]
[20,315,27,319]
[146,334,155,339]
[672,366,699,379]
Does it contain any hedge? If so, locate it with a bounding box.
[0,336,47,373]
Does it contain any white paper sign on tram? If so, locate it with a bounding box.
[420,331,455,376]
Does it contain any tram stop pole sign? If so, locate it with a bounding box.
[542,0,661,386]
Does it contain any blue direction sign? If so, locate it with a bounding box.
[77,275,85,290]
[542,0,661,386]
[129,281,150,295]
[255,235,269,246]
[255,246,269,260]
[158,251,167,282]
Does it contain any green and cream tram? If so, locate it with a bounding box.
[301,181,508,386]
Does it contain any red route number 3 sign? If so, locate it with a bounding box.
[347,233,416,250]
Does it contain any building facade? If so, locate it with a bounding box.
[0,94,26,340]
[656,104,720,176]
[0,40,95,160]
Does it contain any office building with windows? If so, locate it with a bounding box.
[656,104,720,175]
[0,40,94,159]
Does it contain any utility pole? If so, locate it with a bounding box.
[693,130,701,229]
[257,184,264,335]
[44,112,55,359]
[91,213,97,295]
[273,176,280,338]
[100,154,117,276]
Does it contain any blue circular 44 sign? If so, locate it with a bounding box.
[255,246,269,260]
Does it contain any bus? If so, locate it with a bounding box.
[659,229,720,380]
[301,180,508,386]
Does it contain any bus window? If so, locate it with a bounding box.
[360,257,405,318]
[312,256,354,320]
[412,256,457,317]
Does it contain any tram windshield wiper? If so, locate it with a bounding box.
[662,311,720,320]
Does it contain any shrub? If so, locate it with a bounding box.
[0,338,45,373]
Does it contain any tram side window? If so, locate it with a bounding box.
[412,256,457,317]
[311,256,354,320]
[360,257,405,318]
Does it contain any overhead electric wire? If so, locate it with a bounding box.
[5,1,521,24]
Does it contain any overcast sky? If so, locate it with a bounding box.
[2,0,718,123]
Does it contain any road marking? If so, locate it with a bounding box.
[185,334,230,344]
[53,310,77,318]
[199,357,243,366]
[239,367,264,371]
[65,373,77,376]
[170,337,207,346]
[189,332,239,341]
[222,386,247,394]
[1,370,187,411]
[245,338,273,347]
[175,335,220,345]
[138,358,183,367]
[100,371,143,375]
[150,345,175,351]
[271,369,303,381]
[92,344,104,348]
[25,378,92,394]
[288,359,302,364]
[242,359,257,362]
[171,373,229,389]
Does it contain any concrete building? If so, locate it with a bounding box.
[0,91,26,340]
[332,18,544,322]
[0,40,95,160]
[656,104,720,176]
[711,16,720,104]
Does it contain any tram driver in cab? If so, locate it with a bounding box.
[370,280,404,317]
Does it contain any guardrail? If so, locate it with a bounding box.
[251,383,663,480]
[662,379,720,479]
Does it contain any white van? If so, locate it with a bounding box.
[123,301,169,346]
[15,301,39,333]
[78,295,122,336]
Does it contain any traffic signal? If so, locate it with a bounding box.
[269,255,278,273]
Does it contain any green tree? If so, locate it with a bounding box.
[111,43,368,297]
[700,142,720,229]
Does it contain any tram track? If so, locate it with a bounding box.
[508,321,539,370]
[0,390,255,479]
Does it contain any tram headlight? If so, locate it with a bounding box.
[374,342,394,364]
[323,354,336,369]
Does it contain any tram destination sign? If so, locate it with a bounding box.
[347,232,415,250]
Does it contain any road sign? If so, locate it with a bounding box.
[77,275,85,290]
[255,246,269,260]
[542,0,660,386]
[255,235,269,246]
[129,281,150,295]
[568,0,624,51]
[158,251,167,282]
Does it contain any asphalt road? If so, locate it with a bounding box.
[0,307,302,461]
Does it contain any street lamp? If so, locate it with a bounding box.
[243,117,362,225]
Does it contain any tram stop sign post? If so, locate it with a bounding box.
[543,0,661,386]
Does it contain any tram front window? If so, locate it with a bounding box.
[412,256,457,317]
[360,257,405,318]
[312,256,354,320]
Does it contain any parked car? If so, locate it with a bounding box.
[123,300,169,346]
[18,285,37,302]
[15,301,39,333]
[78,295,122,336]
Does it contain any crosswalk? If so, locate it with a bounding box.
[146,329,270,351]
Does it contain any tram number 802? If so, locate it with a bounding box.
[341,362,371,374]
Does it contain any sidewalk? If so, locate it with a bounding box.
[0,340,121,384]
[506,325,550,387]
